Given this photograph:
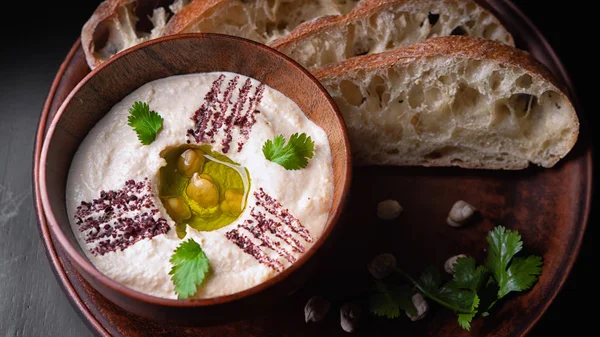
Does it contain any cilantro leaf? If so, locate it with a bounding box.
[418,266,442,294]
[262,133,315,170]
[485,226,542,298]
[486,226,523,276]
[504,255,543,295]
[448,258,486,331]
[127,101,164,145]
[169,239,210,299]
[478,278,500,314]
[414,266,475,314]
[448,257,487,291]
[380,227,543,331]
[458,295,479,331]
[437,286,477,313]
[369,291,400,319]
[369,281,416,318]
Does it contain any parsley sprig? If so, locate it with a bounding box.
[486,226,543,299]
[169,239,210,299]
[127,101,164,145]
[368,281,416,319]
[368,226,542,330]
[262,133,315,170]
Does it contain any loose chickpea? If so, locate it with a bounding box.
[406,293,429,321]
[447,200,477,227]
[221,189,244,216]
[377,199,403,220]
[165,196,191,221]
[186,173,220,208]
[444,254,467,274]
[177,149,205,177]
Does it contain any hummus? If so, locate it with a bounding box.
[66,72,334,299]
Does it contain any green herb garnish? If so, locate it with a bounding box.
[169,239,210,299]
[127,101,164,145]
[369,281,416,319]
[262,133,315,170]
[370,226,542,330]
[486,226,543,299]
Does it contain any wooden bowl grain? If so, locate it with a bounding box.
[38,33,352,325]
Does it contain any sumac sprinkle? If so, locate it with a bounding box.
[254,188,312,243]
[73,178,169,256]
[187,76,265,153]
[225,188,312,271]
[225,229,284,272]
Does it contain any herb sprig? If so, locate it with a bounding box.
[368,226,542,330]
[262,133,315,170]
[127,101,164,145]
[169,239,210,299]
[369,281,416,319]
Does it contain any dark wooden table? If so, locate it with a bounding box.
[0,1,594,336]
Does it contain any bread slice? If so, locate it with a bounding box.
[314,36,579,169]
[163,0,360,44]
[271,0,514,70]
[82,0,191,69]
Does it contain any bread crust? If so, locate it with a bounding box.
[315,36,579,168]
[81,0,132,69]
[315,36,558,92]
[377,158,529,170]
[163,0,222,35]
[270,0,515,50]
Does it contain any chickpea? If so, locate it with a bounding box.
[177,149,205,177]
[340,302,361,333]
[444,254,467,274]
[165,196,191,221]
[377,200,403,220]
[221,189,244,216]
[199,173,215,183]
[367,253,397,280]
[406,293,429,321]
[186,173,219,208]
[305,296,330,323]
[447,200,476,227]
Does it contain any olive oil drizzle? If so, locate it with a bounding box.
[159,145,250,237]
[204,153,250,205]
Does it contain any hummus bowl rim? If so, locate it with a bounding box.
[39,33,352,307]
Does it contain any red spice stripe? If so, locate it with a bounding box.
[225,229,284,272]
[222,78,252,153]
[187,75,264,153]
[74,178,169,256]
[254,188,312,243]
[250,209,305,253]
[241,84,265,127]
[225,189,313,271]
[236,84,265,152]
[240,219,297,264]
[187,74,225,144]
[209,76,238,143]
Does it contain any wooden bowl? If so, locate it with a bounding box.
[38,33,352,325]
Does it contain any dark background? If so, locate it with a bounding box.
[0,1,594,336]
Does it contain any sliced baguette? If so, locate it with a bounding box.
[271,0,514,70]
[314,36,579,169]
[82,0,191,69]
[163,0,360,44]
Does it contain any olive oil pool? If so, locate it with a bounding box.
[159,145,250,237]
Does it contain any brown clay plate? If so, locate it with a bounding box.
[33,0,592,336]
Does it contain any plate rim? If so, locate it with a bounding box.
[33,39,111,337]
[480,1,593,335]
[32,1,593,335]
